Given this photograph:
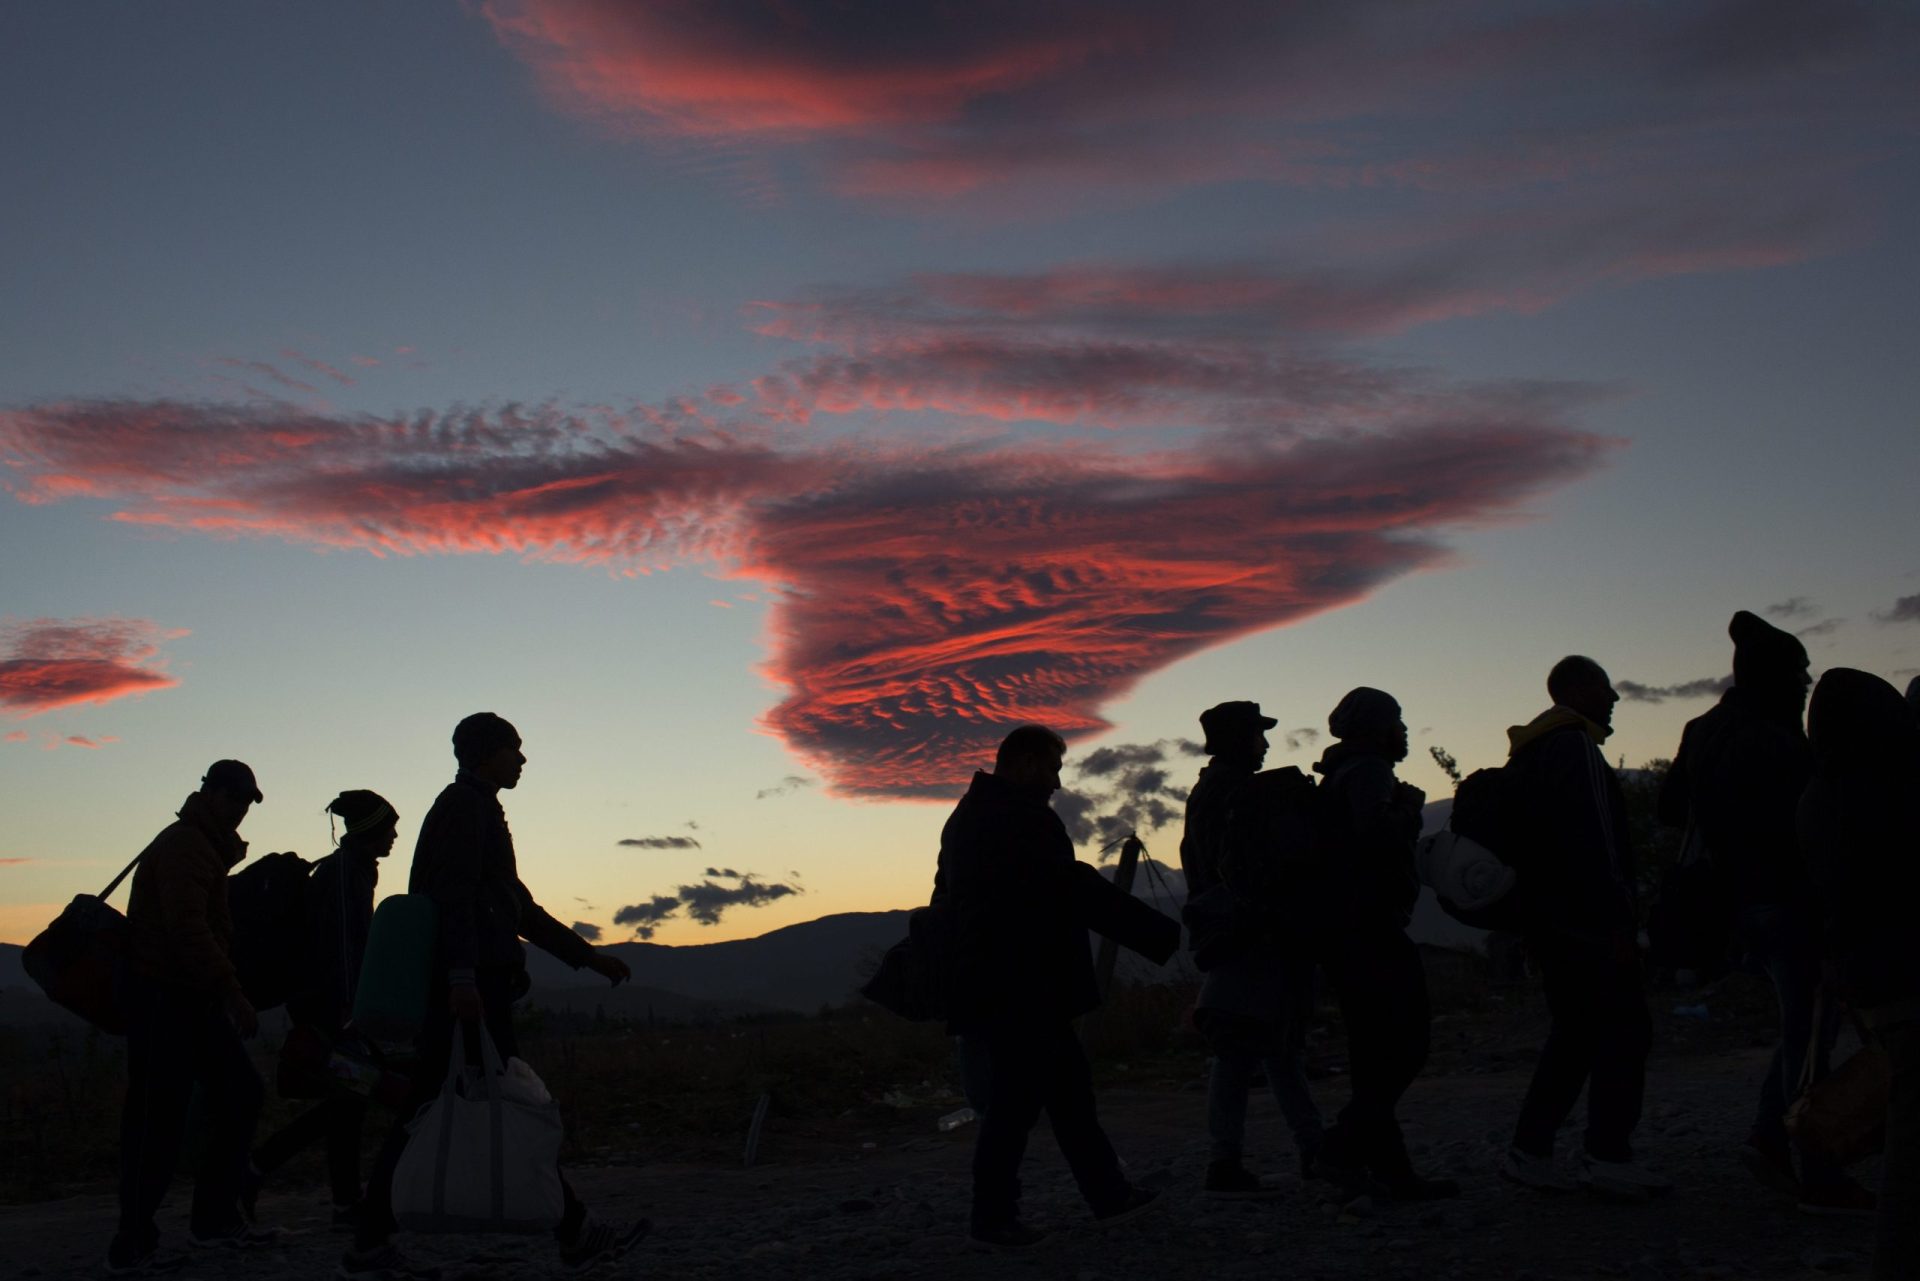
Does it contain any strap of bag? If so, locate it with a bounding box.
[1796,987,1828,1100]
[473,1022,508,1226]
[97,836,160,901]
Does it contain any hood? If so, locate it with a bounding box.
[1809,667,1915,762]
[1507,706,1610,757]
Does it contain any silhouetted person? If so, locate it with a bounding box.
[1180,700,1323,1197]
[110,761,276,1273]
[1907,674,1920,718]
[932,725,1159,1248]
[1799,669,1920,1279]
[1500,657,1668,1200]
[1308,688,1456,1200]
[248,790,398,1226]
[345,714,645,1280]
[1658,612,1872,1212]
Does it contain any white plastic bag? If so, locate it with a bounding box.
[390,1024,565,1234]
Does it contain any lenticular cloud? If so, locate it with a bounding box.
[0,617,187,716]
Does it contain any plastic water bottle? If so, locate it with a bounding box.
[937,1107,978,1132]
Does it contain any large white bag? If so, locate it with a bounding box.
[391,1024,565,1234]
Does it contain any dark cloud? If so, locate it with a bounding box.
[571,921,602,942]
[1795,618,1845,639]
[703,866,744,879]
[1616,675,1733,703]
[1058,739,1191,852]
[613,894,682,940]
[678,874,803,926]
[1283,726,1320,753]
[1765,596,1816,620]
[1875,594,1920,625]
[0,617,188,717]
[755,774,815,799]
[618,835,703,849]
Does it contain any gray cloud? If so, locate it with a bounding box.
[613,894,682,940]
[678,874,803,926]
[1875,593,1920,625]
[1283,726,1320,753]
[755,775,815,800]
[571,921,602,942]
[619,835,703,850]
[1796,618,1845,639]
[1059,739,1193,853]
[1766,596,1816,619]
[1616,674,1733,703]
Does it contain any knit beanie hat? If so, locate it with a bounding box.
[1729,610,1808,689]
[1328,687,1401,740]
[328,789,396,839]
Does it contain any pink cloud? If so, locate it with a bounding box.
[0,618,187,717]
[61,734,120,750]
[3,731,28,743]
[213,358,321,397]
[0,857,32,865]
[280,349,357,388]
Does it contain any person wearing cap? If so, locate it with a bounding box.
[1308,688,1457,1200]
[1180,700,1324,1198]
[247,789,399,1226]
[110,760,277,1272]
[346,714,645,1280]
[1499,657,1668,1201]
[1658,613,1874,1214]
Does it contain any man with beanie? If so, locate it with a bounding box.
[110,761,276,1273]
[1501,658,1668,1200]
[345,715,646,1280]
[1180,700,1324,1197]
[1310,688,1456,1200]
[1659,613,1874,1213]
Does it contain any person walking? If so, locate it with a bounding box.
[1180,700,1324,1198]
[247,789,398,1226]
[1308,688,1457,1200]
[1659,612,1873,1213]
[1798,668,1920,1279]
[933,724,1161,1248]
[109,760,277,1274]
[1500,657,1669,1200]
[343,714,646,1280]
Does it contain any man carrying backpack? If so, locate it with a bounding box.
[1501,657,1669,1200]
[344,714,646,1280]
[1180,700,1324,1198]
[1659,612,1875,1214]
[109,760,277,1274]
[1310,688,1457,1200]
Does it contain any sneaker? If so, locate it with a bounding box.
[189,1221,284,1249]
[1798,1177,1878,1218]
[1094,1184,1162,1226]
[1737,1138,1799,1198]
[558,1217,651,1273]
[968,1220,1049,1250]
[336,1243,443,1280]
[104,1241,187,1276]
[1502,1147,1577,1194]
[1204,1160,1287,1201]
[1578,1153,1673,1200]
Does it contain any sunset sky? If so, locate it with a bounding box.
[3,2,1917,949]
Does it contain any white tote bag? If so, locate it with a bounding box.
[391,1023,566,1234]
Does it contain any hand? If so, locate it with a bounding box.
[586,951,630,987]
[224,988,259,1039]
[449,981,483,1023]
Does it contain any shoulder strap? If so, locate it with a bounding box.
[98,833,164,901]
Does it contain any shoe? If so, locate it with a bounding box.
[1578,1153,1672,1201]
[558,1217,651,1272]
[1204,1160,1287,1201]
[104,1241,187,1276]
[968,1220,1049,1250]
[1383,1174,1460,1201]
[1094,1185,1162,1226]
[337,1243,443,1280]
[1502,1147,1578,1194]
[189,1221,284,1249]
[1798,1177,1878,1218]
[1737,1138,1799,1198]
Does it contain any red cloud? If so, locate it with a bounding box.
[0,618,187,717]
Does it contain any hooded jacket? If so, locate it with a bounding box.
[931,770,1100,1030]
[125,791,248,995]
[1504,708,1636,938]
[1657,686,1813,907]
[409,770,596,986]
[1798,669,1920,1008]
[1311,741,1422,932]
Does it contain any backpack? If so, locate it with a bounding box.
[228,851,313,1010]
[1183,767,1323,968]
[1436,767,1529,932]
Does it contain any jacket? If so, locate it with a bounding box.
[291,840,380,1029]
[1657,686,1813,907]
[930,770,1100,1031]
[409,771,595,986]
[1183,757,1310,1019]
[1505,708,1636,939]
[125,791,248,995]
[1311,742,1422,932]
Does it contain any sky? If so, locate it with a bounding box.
[2,1,1917,949]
